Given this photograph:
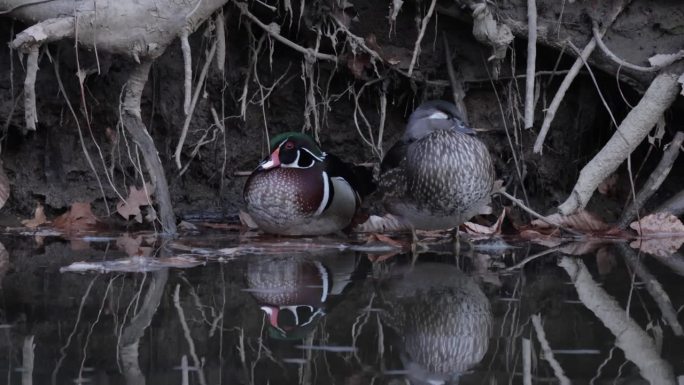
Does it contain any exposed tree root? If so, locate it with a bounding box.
[23,46,39,132]
[559,256,675,385]
[407,0,437,76]
[558,70,683,216]
[523,0,537,129]
[442,34,468,124]
[180,30,193,115]
[122,60,177,235]
[618,132,684,228]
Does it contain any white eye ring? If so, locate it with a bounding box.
[427,111,449,120]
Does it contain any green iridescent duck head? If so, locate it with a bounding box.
[259,132,326,170]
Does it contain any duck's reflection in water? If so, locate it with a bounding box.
[244,251,365,340]
[379,262,492,385]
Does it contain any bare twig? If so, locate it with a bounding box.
[533,37,598,153]
[619,244,684,336]
[175,38,218,169]
[407,0,437,76]
[592,20,684,72]
[522,337,532,385]
[21,335,35,385]
[173,284,207,385]
[498,190,582,235]
[234,1,338,63]
[618,132,684,228]
[531,315,571,385]
[180,30,192,115]
[442,34,468,124]
[558,71,683,215]
[524,0,537,129]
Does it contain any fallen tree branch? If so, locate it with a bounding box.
[592,20,684,73]
[559,256,675,384]
[122,60,177,234]
[407,0,437,76]
[558,70,683,215]
[618,132,684,228]
[524,0,537,129]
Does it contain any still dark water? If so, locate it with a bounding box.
[0,229,683,385]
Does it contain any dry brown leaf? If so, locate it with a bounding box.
[596,246,617,275]
[629,212,684,236]
[630,237,684,258]
[117,183,154,223]
[354,214,410,233]
[53,202,99,232]
[0,160,9,210]
[368,233,405,249]
[464,210,505,235]
[531,210,611,233]
[70,239,91,251]
[21,203,48,228]
[346,53,371,79]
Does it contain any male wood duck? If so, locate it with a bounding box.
[379,100,495,230]
[244,132,372,236]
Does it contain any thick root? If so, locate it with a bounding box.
[558,71,683,215]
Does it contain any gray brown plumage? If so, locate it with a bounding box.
[380,100,495,230]
[380,263,492,383]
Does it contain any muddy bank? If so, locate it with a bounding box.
[0,0,683,227]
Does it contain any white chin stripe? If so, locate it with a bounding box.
[428,111,449,120]
[261,159,277,169]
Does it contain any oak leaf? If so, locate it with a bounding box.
[117,183,154,223]
[21,203,48,228]
[464,210,505,235]
[53,202,99,232]
[629,212,684,236]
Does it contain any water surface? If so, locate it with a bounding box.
[0,229,682,384]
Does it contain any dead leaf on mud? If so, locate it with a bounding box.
[464,210,505,235]
[53,202,99,232]
[354,214,410,233]
[531,210,611,233]
[0,160,10,210]
[629,212,684,236]
[630,237,684,258]
[117,183,154,223]
[21,203,48,228]
[366,233,406,249]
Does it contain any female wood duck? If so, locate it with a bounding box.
[379,100,495,230]
[244,132,372,236]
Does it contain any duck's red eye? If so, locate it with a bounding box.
[284,142,295,150]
